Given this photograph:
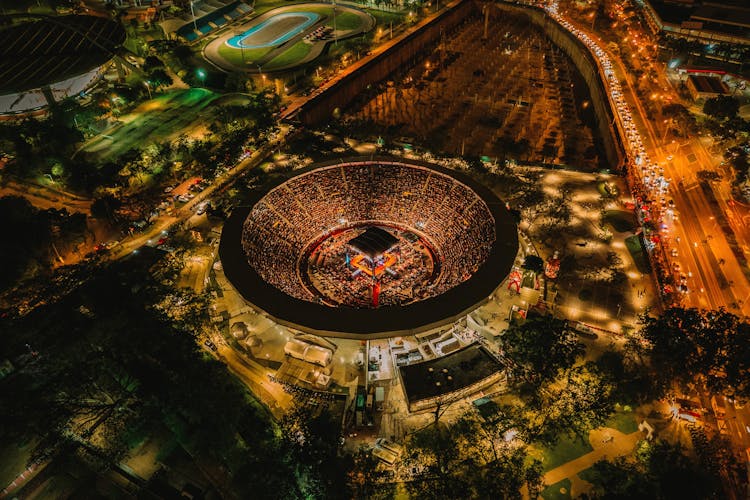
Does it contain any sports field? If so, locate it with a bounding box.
[204,3,374,72]
[80,89,250,162]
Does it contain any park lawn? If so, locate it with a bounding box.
[538,434,594,471]
[577,466,599,485]
[218,43,271,66]
[368,8,406,25]
[265,41,313,69]
[253,0,294,15]
[604,410,639,434]
[327,11,365,31]
[625,234,651,274]
[542,478,572,500]
[0,441,34,491]
[602,210,636,233]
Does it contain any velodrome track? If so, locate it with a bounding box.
[203,3,373,72]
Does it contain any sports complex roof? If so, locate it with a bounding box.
[0,15,125,95]
[220,157,519,339]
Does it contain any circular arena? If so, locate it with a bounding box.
[220,158,519,339]
[204,3,374,72]
[0,15,125,116]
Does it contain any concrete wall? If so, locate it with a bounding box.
[296,0,475,126]
[295,0,624,170]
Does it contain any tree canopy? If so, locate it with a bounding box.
[640,307,750,401]
[703,95,739,121]
[500,315,584,387]
[584,439,723,499]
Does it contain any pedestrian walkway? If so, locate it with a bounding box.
[543,428,644,487]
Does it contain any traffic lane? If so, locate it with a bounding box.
[680,187,728,307]
[664,146,738,308]
[682,170,748,311]
[670,185,719,307]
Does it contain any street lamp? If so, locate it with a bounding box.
[234,31,245,67]
[190,0,197,31]
[196,68,206,86]
[144,80,152,99]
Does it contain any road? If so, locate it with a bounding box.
[0,179,92,214]
[554,6,749,318]
[547,2,750,493]
[108,125,292,261]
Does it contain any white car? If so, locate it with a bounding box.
[196,202,210,215]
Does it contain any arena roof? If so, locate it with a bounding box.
[219,157,519,339]
[347,226,399,260]
[0,15,125,95]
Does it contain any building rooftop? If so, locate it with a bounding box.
[399,343,502,403]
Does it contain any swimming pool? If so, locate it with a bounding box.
[227,12,320,49]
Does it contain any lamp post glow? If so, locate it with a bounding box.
[196,68,206,87]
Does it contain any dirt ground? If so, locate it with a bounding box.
[344,10,601,169]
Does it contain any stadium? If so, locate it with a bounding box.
[203,3,374,72]
[220,157,519,339]
[0,15,125,116]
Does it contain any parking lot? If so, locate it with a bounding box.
[345,10,600,169]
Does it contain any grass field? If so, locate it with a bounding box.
[542,478,572,500]
[538,434,594,471]
[604,410,639,434]
[265,41,313,69]
[218,43,272,67]
[327,11,364,30]
[625,234,651,274]
[602,210,636,233]
[81,88,220,162]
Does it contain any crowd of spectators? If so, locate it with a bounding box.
[305,226,436,307]
[241,161,496,307]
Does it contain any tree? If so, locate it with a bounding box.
[0,253,298,493]
[147,68,172,90]
[143,55,165,72]
[661,102,696,137]
[585,439,723,499]
[405,416,543,500]
[347,446,393,499]
[91,194,122,223]
[224,72,253,93]
[703,95,739,121]
[522,255,544,273]
[523,362,615,444]
[0,196,90,288]
[280,406,349,499]
[500,315,584,387]
[640,307,750,401]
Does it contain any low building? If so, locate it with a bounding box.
[398,343,505,413]
[643,0,750,48]
[686,74,729,100]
